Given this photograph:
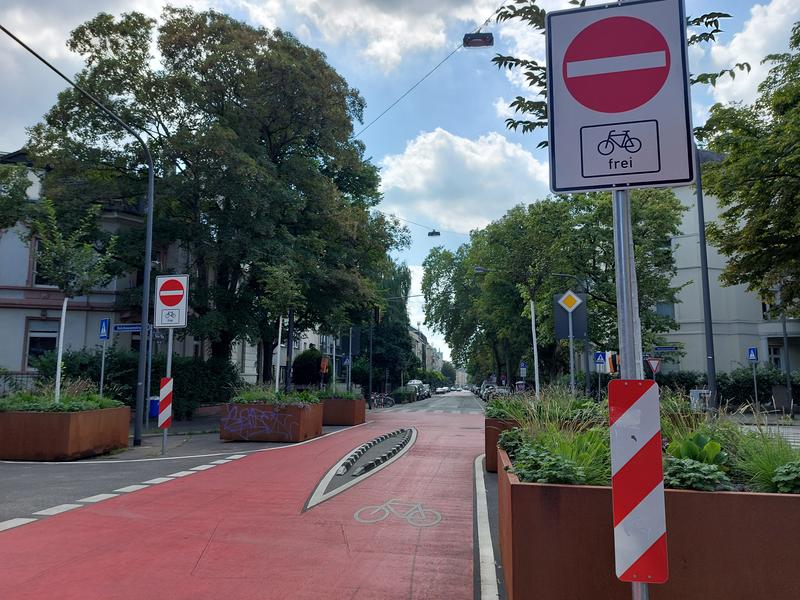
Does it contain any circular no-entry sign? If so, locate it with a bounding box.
[158,278,185,307]
[563,16,670,113]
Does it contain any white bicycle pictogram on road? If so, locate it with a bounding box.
[354,499,442,527]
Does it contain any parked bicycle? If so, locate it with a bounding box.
[597,129,642,155]
[354,498,441,527]
[370,393,395,408]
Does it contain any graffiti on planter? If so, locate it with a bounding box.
[221,405,299,440]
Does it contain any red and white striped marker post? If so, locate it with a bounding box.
[159,376,173,455]
[609,380,668,586]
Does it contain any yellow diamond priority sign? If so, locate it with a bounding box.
[558,289,582,313]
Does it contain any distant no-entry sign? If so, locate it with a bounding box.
[155,275,189,328]
[546,0,694,192]
[563,16,670,113]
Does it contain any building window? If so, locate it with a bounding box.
[32,240,56,287]
[25,321,58,370]
[655,302,675,320]
[769,346,783,370]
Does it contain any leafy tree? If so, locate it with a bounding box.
[423,192,684,383]
[697,22,800,313]
[27,8,403,368]
[25,198,116,401]
[292,347,323,386]
[493,1,749,142]
[440,361,456,386]
[0,164,29,230]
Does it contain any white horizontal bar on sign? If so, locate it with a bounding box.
[566,51,666,78]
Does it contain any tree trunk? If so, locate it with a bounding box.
[491,340,502,382]
[503,338,512,387]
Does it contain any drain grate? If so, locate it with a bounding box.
[305,428,417,510]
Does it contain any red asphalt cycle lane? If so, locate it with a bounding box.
[0,411,483,600]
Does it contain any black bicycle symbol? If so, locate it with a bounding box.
[597,129,642,155]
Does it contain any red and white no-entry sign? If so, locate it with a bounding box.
[608,380,668,583]
[546,0,694,192]
[563,16,670,113]
[154,274,189,328]
[158,278,185,307]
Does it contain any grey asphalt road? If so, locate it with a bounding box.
[374,390,485,414]
[0,425,348,524]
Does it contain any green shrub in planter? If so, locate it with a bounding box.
[231,387,320,406]
[0,379,124,413]
[772,461,800,494]
[498,427,533,461]
[663,457,731,491]
[511,445,586,485]
[292,348,323,385]
[667,432,728,469]
[486,396,530,420]
[318,389,361,400]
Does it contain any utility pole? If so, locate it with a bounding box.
[695,146,718,406]
[284,309,294,393]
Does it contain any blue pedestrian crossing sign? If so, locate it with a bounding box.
[519,361,527,369]
[99,318,110,340]
[747,347,758,362]
[594,351,606,365]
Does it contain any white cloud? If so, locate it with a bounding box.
[709,0,800,104]
[380,128,549,235]
[494,96,515,120]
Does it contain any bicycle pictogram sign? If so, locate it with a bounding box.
[597,129,642,155]
[354,499,441,527]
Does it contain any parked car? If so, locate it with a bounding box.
[421,384,431,398]
[435,386,449,394]
[487,386,511,401]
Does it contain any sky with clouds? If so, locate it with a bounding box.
[2,0,798,361]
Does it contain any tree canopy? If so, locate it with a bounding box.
[27,8,406,363]
[697,22,800,314]
[423,192,685,383]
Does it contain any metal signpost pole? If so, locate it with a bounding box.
[332,336,337,393]
[348,327,353,392]
[275,316,283,392]
[100,337,107,397]
[162,328,173,456]
[285,309,294,393]
[752,359,758,407]
[530,297,541,399]
[145,326,154,431]
[613,188,648,600]
[368,321,374,409]
[568,310,576,395]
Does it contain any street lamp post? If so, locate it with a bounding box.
[1,25,156,446]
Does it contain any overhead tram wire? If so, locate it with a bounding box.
[354,5,504,236]
[351,6,502,140]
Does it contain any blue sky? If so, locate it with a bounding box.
[1,0,797,358]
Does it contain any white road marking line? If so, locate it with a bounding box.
[78,493,119,503]
[142,477,173,484]
[167,471,196,477]
[210,459,231,464]
[474,454,499,599]
[226,455,246,460]
[190,464,216,471]
[567,50,666,78]
[114,484,150,493]
[0,518,37,532]
[33,504,82,516]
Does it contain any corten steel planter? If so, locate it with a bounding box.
[322,398,366,426]
[0,406,130,461]
[484,417,517,472]
[497,448,800,600]
[220,403,323,442]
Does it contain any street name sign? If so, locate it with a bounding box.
[99,318,110,340]
[546,0,694,192]
[155,275,189,328]
[747,347,758,362]
[113,323,141,333]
